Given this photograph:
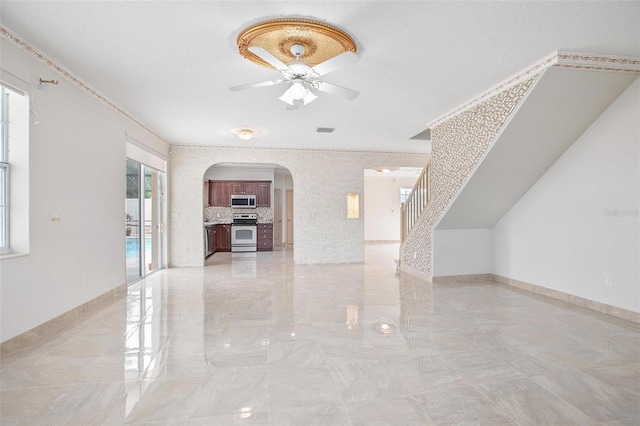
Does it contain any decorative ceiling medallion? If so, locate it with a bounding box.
[237,18,356,69]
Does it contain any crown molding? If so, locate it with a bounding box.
[555,51,640,73]
[427,50,640,129]
[0,26,169,145]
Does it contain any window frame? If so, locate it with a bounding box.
[0,70,30,256]
[0,87,9,251]
[400,187,412,205]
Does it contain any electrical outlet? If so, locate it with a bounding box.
[80,275,86,287]
[413,252,417,259]
[605,275,613,287]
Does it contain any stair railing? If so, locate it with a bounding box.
[401,160,431,243]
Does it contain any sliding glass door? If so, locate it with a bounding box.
[144,166,163,275]
[126,160,142,282]
[126,159,164,284]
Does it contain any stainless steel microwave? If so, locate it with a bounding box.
[230,194,256,208]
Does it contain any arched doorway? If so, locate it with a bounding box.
[202,162,293,260]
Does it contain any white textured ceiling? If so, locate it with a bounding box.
[1,1,638,153]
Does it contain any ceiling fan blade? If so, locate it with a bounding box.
[247,46,290,72]
[313,81,359,100]
[230,79,284,91]
[311,51,358,76]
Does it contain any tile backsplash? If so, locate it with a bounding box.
[204,206,273,223]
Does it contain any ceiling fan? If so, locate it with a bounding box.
[230,43,359,108]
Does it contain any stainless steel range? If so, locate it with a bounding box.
[231,213,258,252]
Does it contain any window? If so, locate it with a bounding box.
[400,187,412,205]
[0,74,29,255]
[0,88,9,250]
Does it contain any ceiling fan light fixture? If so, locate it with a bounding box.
[278,86,297,105]
[303,89,318,105]
[286,60,314,79]
[233,128,256,140]
[289,81,307,99]
[233,18,359,107]
[279,81,317,106]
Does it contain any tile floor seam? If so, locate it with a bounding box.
[315,328,357,426]
[405,392,437,425]
[469,382,525,426]
[484,375,602,425]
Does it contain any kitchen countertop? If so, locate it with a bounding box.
[204,221,231,226]
[204,221,272,226]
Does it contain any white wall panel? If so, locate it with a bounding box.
[494,78,639,313]
[0,39,169,342]
[433,229,493,277]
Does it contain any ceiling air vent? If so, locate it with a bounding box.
[410,128,431,141]
[317,127,335,133]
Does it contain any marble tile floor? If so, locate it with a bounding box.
[1,243,639,425]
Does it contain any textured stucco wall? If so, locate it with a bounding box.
[401,77,538,277]
[169,146,428,267]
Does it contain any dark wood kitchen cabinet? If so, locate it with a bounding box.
[204,180,210,206]
[230,181,245,195]
[234,181,270,207]
[208,180,271,207]
[257,223,273,251]
[239,181,256,194]
[214,224,231,251]
[209,181,232,207]
[255,182,271,207]
[206,225,215,256]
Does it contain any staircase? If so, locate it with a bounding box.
[397,160,431,275]
[396,51,639,280]
[400,160,431,242]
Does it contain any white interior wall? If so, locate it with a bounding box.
[169,148,427,266]
[204,166,275,182]
[494,77,639,313]
[433,229,494,276]
[364,175,418,241]
[0,38,169,342]
[126,140,166,173]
